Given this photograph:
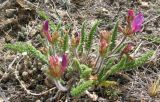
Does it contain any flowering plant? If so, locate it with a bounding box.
[5,9,154,97]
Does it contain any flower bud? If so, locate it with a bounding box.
[42,20,52,42]
[127,9,135,24]
[99,30,110,56]
[71,32,80,48]
[52,31,59,43]
[122,43,134,54]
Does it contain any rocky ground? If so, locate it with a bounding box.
[0,0,160,101]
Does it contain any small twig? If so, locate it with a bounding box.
[0,55,18,82]
[0,0,10,10]
[94,55,100,68]
[85,90,98,101]
[53,90,61,100]
[50,0,61,18]
[94,57,104,74]
[15,55,56,96]
[132,41,143,57]
[53,79,67,92]
[111,36,126,55]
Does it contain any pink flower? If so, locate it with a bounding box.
[131,12,144,33]
[42,20,52,42]
[49,54,68,78]
[125,10,144,36]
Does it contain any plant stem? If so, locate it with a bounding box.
[53,79,67,92]
[111,36,126,54]
[94,55,100,68]
[94,57,104,74]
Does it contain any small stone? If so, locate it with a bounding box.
[33,67,37,72]
[22,71,28,77]
[145,28,152,34]
[28,70,33,75]
[140,2,150,9]
[3,73,9,80]
[0,97,4,102]
[35,100,41,102]
[37,62,42,67]
[0,70,3,77]
[22,52,27,56]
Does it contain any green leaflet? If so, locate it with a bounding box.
[5,42,48,64]
[98,58,114,81]
[142,35,160,45]
[71,80,94,96]
[86,20,99,51]
[124,51,154,71]
[63,33,69,53]
[99,80,117,88]
[109,21,119,51]
[78,21,87,53]
[72,58,92,79]
[80,64,92,79]
[38,10,49,20]
[105,55,127,77]
[72,58,81,72]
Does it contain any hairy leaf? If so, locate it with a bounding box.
[71,80,94,96]
[105,55,127,77]
[124,51,154,70]
[78,21,87,53]
[110,21,119,51]
[86,20,99,51]
[63,33,69,52]
[80,64,92,79]
[5,42,48,64]
[98,58,114,81]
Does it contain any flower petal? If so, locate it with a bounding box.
[61,54,68,72]
[132,12,144,32]
[128,9,135,18]
[43,20,52,42]
[43,20,49,32]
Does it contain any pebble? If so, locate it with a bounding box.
[22,71,28,77]
[140,2,150,9]
[2,73,9,80]
[145,27,153,34]
[22,71,29,81]
[28,70,33,75]
[0,70,3,77]
[35,100,41,102]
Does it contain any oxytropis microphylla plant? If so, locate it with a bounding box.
[5,9,154,97]
[42,20,69,91]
